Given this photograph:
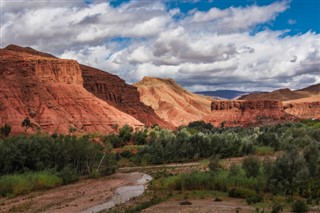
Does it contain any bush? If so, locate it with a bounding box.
[292,200,309,213]
[120,150,132,158]
[58,166,79,184]
[271,202,283,213]
[242,156,260,178]
[246,194,263,205]
[228,187,256,199]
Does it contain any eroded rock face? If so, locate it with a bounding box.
[0,47,143,134]
[81,65,173,129]
[205,100,296,127]
[284,100,320,120]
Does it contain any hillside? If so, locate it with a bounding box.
[2,45,171,130]
[134,77,213,127]
[0,45,143,134]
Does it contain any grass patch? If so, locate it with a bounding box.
[0,171,62,197]
[254,146,274,156]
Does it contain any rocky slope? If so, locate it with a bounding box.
[204,100,296,127]
[81,65,173,129]
[0,45,143,134]
[134,77,213,127]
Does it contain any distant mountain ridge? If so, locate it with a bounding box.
[195,90,260,100]
[239,84,319,101]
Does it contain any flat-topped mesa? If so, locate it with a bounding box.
[211,100,283,111]
[0,49,83,85]
[205,100,295,127]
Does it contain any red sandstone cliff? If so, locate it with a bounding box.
[0,46,143,134]
[204,100,296,127]
[4,45,171,129]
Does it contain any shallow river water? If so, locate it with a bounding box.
[80,172,152,213]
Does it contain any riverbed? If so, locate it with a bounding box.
[0,172,152,213]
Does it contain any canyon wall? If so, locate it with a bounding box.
[205,100,296,127]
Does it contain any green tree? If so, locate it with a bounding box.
[119,124,133,143]
[21,117,31,132]
[0,124,11,138]
[132,130,147,145]
[242,156,260,178]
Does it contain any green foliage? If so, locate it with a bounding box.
[0,134,116,177]
[103,133,125,148]
[271,202,283,213]
[132,130,147,145]
[58,166,79,184]
[0,123,11,138]
[242,156,260,178]
[0,171,62,196]
[119,124,133,143]
[229,163,242,177]
[208,155,221,173]
[21,117,31,132]
[120,150,132,158]
[228,187,256,199]
[292,200,309,213]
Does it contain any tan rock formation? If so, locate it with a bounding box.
[134,77,213,127]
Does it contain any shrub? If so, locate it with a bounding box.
[228,187,256,199]
[242,156,260,178]
[292,200,309,213]
[271,202,283,213]
[58,166,79,184]
[208,156,221,173]
[120,150,132,158]
[246,194,263,205]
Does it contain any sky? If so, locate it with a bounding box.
[1,0,320,92]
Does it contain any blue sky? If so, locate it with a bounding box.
[2,0,320,91]
[109,0,320,35]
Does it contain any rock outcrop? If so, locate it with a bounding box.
[284,102,320,120]
[239,84,320,120]
[0,46,143,134]
[134,77,213,127]
[81,65,173,129]
[205,100,296,127]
